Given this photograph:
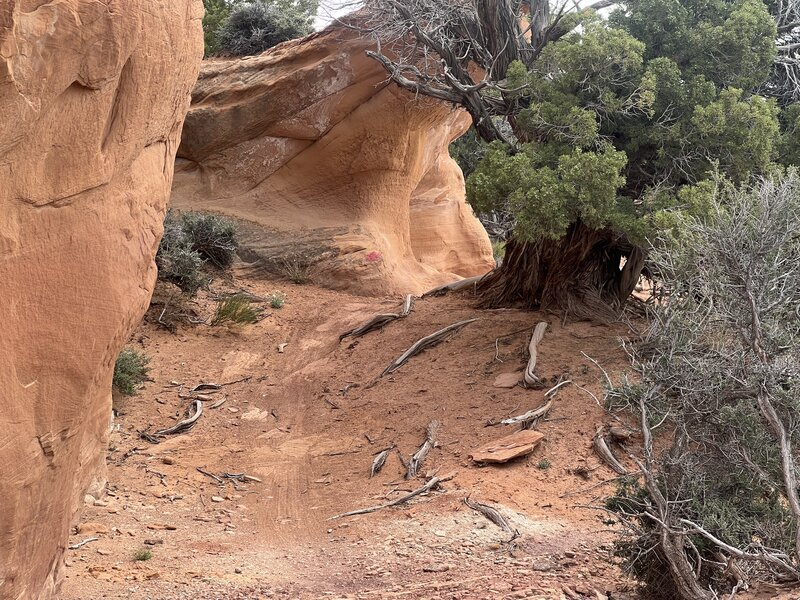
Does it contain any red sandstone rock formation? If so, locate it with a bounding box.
[171,26,494,295]
[0,2,202,597]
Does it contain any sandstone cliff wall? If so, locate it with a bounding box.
[0,2,202,597]
[171,26,494,295]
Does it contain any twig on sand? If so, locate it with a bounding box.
[371,445,395,478]
[463,496,513,533]
[422,274,488,297]
[406,421,441,479]
[581,351,613,387]
[593,426,627,474]
[196,467,223,484]
[340,295,415,340]
[523,322,548,386]
[69,537,98,550]
[329,473,456,520]
[381,319,477,377]
[155,400,202,436]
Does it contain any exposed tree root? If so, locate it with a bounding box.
[406,421,440,479]
[463,496,513,533]
[523,321,548,386]
[340,295,414,340]
[381,318,477,376]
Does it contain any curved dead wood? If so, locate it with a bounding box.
[340,294,415,340]
[593,426,627,474]
[501,399,552,429]
[328,473,456,520]
[422,273,489,298]
[523,322,548,386]
[381,318,477,376]
[463,497,513,533]
[407,421,440,479]
[370,446,394,478]
[155,400,203,436]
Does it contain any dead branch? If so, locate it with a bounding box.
[196,467,223,484]
[593,426,627,474]
[523,322,548,386]
[406,421,440,479]
[381,318,477,376]
[422,273,488,297]
[371,446,395,477]
[191,383,222,392]
[500,399,552,428]
[463,496,513,533]
[155,400,202,436]
[69,537,98,550]
[340,294,415,340]
[328,473,456,520]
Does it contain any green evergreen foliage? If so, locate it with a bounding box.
[203,0,234,56]
[113,349,150,396]
[464,5,784,248]
[217,0,316,56]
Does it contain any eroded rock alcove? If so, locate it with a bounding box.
[0,1,202,597]
[171,25,495,295]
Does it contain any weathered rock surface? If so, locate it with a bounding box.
[0,2,202,597]
[172,26,494,295]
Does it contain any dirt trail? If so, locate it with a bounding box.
[61,271,642,600]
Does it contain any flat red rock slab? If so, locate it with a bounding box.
[493,371,522,388]
[469,430,545,464]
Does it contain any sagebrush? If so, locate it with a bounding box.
[113,349,150,396]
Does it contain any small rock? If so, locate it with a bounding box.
[161,457,175,465]
[77,522,109,535]
[493,372,522,388]
[564,550,576,558]
[93,499,108,507]
[211,496,225,503]
[234,567,243,574]
[96,549,111,556]
[422,564,450,573]
[84,495,96,505]
[532,561,554,572]
[433,530,446,538]
[143,539,163,546]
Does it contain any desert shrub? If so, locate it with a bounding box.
[179,212,238,267]
[113,349,150,396]
[133,548,152,561]
[217,1,315,56]
[269,290,285,309]
[607,172,800,599]
[156,211,206,295]
[279,256,312,284]
[156,211,238,295]
[211,295,262,326]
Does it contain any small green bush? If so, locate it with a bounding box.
[133,548,152,561]
[280,256,311,284]
[156,210,238,295]
[180,212,238,268]
[113,349,150,396]
[537,458,551,470]
[211,295,262,326]
[269,290,286,309]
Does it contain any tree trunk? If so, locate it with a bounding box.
[478,222,644,320]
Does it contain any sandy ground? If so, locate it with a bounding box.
[60,268,788,600]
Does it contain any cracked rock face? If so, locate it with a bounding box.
[0,1,202,597]
[172,25,494,295]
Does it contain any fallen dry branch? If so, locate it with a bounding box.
[381,319,477,376]
[155,400,202,436]
[463,497,513,533]
[593,426,627,474]
[340,295,415,341]
[196,467,223,484]
[500,399,552,429]
[523,322,548,386]
[422,274,488,297]
[407,421,441,479]
[69,537,98,550]
[370,446,394,478]
[191,383,222,392]
[329,473,456,520]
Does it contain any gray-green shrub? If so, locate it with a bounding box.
[217,1,315,56]
[113,349,150,396]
